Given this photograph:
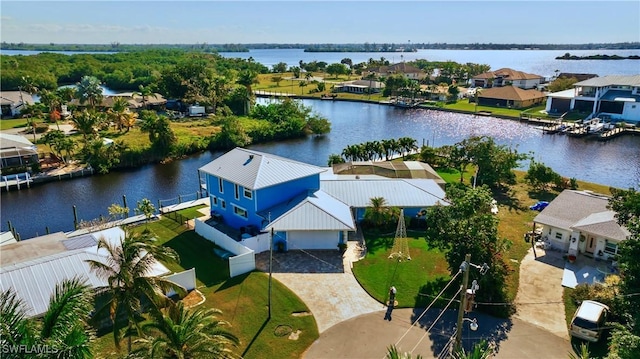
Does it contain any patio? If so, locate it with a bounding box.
[561,254,618,288]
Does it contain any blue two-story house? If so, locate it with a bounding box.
[198,147,446,251]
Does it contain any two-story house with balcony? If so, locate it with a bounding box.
[471,68,544,89]
[544,75,640,123]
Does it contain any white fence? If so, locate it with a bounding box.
[165,268,197,297]
[240,232,271,253]
[194,219,256,277]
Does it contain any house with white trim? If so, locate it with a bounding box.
[544,75,640,123]
[0,91,35,118]
[198,148,446,251]
[533,190,630,261]
[470,68,544,90]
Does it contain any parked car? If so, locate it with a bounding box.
[570,300,609,342]
[529,201,549,211]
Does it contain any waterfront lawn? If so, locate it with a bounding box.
[443,98,526,118]
[352,229,450,308]
[90,217,318,359]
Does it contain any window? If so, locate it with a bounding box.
[211,196,218,207]
[244,187,252,199]
[555,232,563,240]
[218,177,224,193]
[234,184,240,200]
[221,200,226,210]
[233,205,248,219]
[604,241,618,255]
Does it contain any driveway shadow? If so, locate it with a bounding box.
[255,250,344,273]
[533,249,566,269]
[410,308,512,357]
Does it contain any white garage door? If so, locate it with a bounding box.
[287,231,339,250]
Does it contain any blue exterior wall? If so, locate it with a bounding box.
[255,175,320,212]
[205,173,320,230]
[355,207,424,221]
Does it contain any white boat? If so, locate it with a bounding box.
[586,118,605,133]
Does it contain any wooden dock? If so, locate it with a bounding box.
[1,172,32,191]
[598,127,633,141]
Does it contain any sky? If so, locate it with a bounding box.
[1,1,639,45]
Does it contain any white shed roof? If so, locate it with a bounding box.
[320,179,447,208]
[199,147,325,190]
[264,190,354,231]
[575,75,640,88]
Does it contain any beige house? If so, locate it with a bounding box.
[533,190,630,261]
[477,86,546,108]
[71,92,167,110]
[334,80,385,94]
[471,68,544,89]
[363,63,427,81]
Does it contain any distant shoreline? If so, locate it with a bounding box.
[556,53,640,60]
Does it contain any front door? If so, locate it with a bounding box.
[586,236,597,255]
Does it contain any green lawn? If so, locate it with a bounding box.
[352,229,451,308]
[0,118,31,130]
[90,217,318,359]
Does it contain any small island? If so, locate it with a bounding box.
[556,52,640,60]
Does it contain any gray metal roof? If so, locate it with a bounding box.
[320,179,447,208]
[575,75,640,88]
[265,190,354,231]
[533,190,611,231]
[199,147,325,190]
[0,227,170,318]
[571,211,630,241]
[61,233,99,250]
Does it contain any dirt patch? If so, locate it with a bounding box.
[182,289,205,308]
[288,329,301,340]
[274,325,293,337]
[291,311,312,317]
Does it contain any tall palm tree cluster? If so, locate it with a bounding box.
[339,137,418,162]
[0,228,239,359]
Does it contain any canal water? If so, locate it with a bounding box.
[2,99,639,239]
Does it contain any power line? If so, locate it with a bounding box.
[393,270,462,349]
[410,287,462,354]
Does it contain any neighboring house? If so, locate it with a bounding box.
[471,68,544,89]
[70,92,167,111]
[0,227,194,318]
[334,80,385,94]
[332,160,446,189]
[533,190,630,261]
[544,75,640,123]
[198,148,447,251]
[477,86,546,109]
[556,73,598,82]
[363,63,427,81]
[0,91,35,118]
[0,133,39,171]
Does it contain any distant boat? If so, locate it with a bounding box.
[393,99,418,108]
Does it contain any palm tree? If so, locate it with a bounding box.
[398,137,418,159]
[137,84,153,110]
[236,69,258,115]
[299,80,308,95]
[0,277,94,359]
[133,301,240,359]
[76,75,103,109]
[386,344,423,359]
[71,109,101,140]
[364,196,390,227]
[86,228,184,353]
[108,97,131,131]
[452,340,493,359]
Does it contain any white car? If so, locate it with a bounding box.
[570,300,609,342]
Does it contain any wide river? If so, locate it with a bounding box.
[1,49,639,239]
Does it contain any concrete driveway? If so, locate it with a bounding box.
[255,242,383,333]
[514,247,569,339]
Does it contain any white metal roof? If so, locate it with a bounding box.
[0,133,35,149]
[0,227,170,318]
[264,190,354,231]
[575,75,640,88]
[199,147,325,190]
[547,89,576,99]
[320,179,447,208]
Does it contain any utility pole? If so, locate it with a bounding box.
[455,253,471,352]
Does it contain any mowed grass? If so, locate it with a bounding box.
[352,229,450,308]
[90,216,318,359]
